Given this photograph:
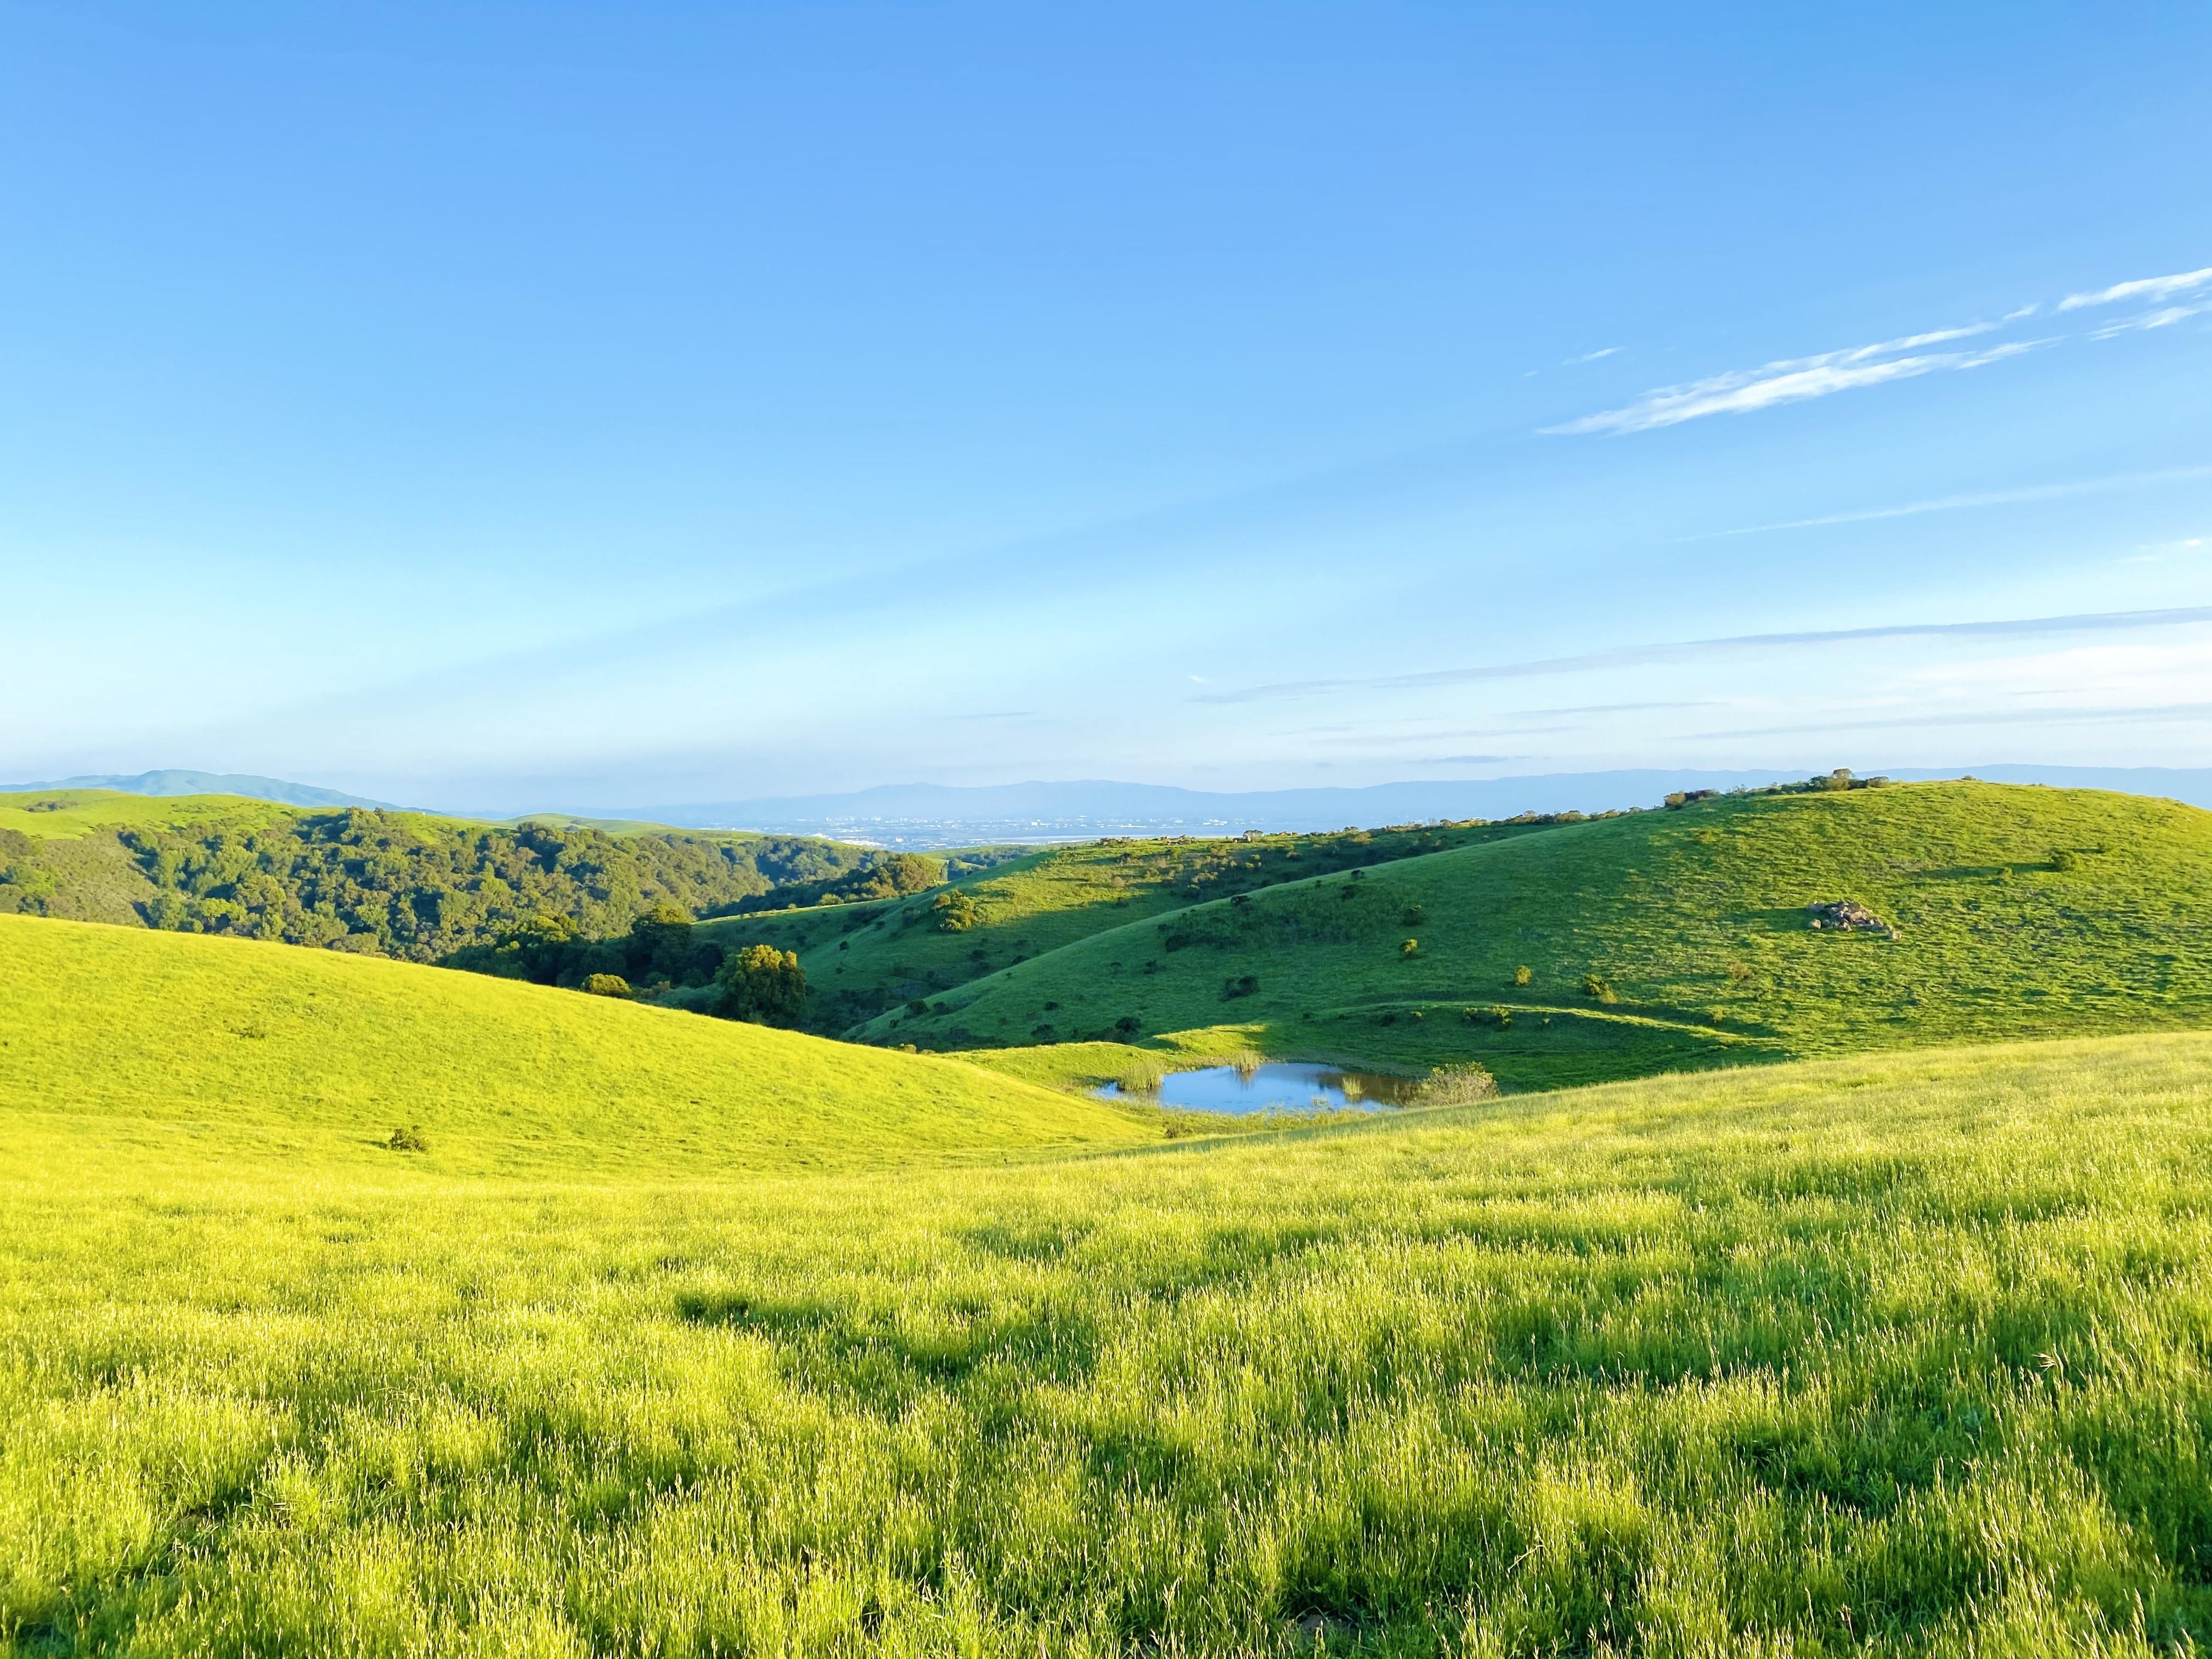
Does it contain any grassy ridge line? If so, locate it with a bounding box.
[0,789,307,843]
[883,782,2212,1088]
[0,788,730,844]
[6,1032,2210,1651]
[0,915,1153,1174]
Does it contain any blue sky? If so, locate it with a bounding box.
[4,1,2209,812]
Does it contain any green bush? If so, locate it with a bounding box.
[1582,973,1619,1003]
[1412,1062,1498,1107]
[932,889,983,932]
[1513,965,1532,987]
[385,1125,429,1153]
[582,973,631,997]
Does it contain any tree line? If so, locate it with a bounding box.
[0,808,885,963]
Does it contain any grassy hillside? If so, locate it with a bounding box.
[5,1031,2210,1652]
[0,915,1151,1175]
[0,789,304,842]
[877,782,2212,1089]
[702,819,1573,1034]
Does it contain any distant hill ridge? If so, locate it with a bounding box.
[0,769,391,809]
[643,765,2212,838]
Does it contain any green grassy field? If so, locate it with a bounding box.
[0,916,1151,1175]
[699,821,1561,1036]
[874,783,2212,1091]
[5,1022,2210,1654]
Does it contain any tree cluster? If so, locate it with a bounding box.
[40,809,871,961]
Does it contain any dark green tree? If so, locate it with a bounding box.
[715,944,808,1025]
[626,904,696,980]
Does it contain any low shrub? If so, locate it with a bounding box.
[385,1125,429,1153]
[1413,1063,1498,1107]
[581,973,631,997]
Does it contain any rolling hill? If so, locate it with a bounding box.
[0,913,1152,1175]
[868,781,2212,1090]
[697,816,1583,1033]
[5,1024,2210,1651]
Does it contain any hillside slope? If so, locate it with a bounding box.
[0,915,1151,1173]
[7,1032,2211,1651]
[701,818,1576,1033]
[876,782,2212,1088]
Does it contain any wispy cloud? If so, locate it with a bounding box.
[1549,260,2209,437]
[1513,700,1722,716]
[1190,605,2212,706]
[1545,328,2041,436]
[1682,465,2212,540]
[2057,266,2212,311]
[1690,701,2212,739]
[2087,301,2212,340]
[1566,346,1621,364]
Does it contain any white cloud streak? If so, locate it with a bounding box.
[1681,465,2212,540]
[1566,346,1621,364]
[2058,266,2212,311]
[1548,259,2208,437]
[2087,301,2212,339]
[1191,605,2212,706]
[1545,331,2039,436]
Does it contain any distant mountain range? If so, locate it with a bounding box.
[0,770,391,810]
[635,765,2212,846]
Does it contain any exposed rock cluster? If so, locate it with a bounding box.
[1807,900,1898,937]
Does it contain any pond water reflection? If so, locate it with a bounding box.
[1093,1062,1419,1116]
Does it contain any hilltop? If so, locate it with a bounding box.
[868,782,2212,1089]
[0,768,391,808]
[0,913,1150,1175]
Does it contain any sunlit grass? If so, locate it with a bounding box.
[7,1031,2211,1653]
[0,915,1152,1176]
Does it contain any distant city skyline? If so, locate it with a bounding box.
[4,2,2209,804]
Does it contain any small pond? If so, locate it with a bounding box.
[1093,1062,1420,1116]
